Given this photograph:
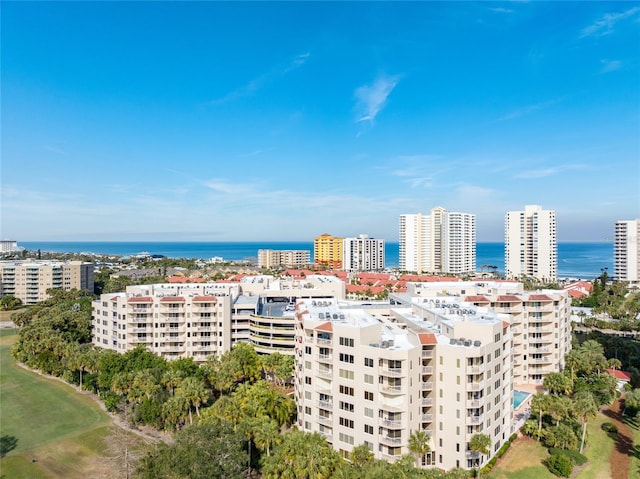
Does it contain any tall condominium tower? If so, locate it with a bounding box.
[505,205,557,281]
[342,234,385,271]
[399,207,476,274]
[314,233,344,269]
[614,219,640,282]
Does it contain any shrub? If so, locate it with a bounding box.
[547,448,587,466]
[601,422,618,434]
[545,452,574,477]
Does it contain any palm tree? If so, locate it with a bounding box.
[349,444,374,467]
[573,390,599,453]
[252,417,280,457]
[469,433,491,478]
[543,372,573,396]
[531,392,550,437]
[176,376,209,424]
[408,429,431,467]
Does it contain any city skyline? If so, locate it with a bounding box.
[2,2,639,242]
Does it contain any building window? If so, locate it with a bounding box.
[339,353,354,364]
[364,391,374,401]
[340,337,354,347]
[364,424,374,435]
[364,357,374,367]
[339,385,354,396]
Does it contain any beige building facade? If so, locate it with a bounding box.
[0,260,94,304]
[92,275,345,361]
[258,249,311,269]
[404,280,572,385]
[294,295,513,471]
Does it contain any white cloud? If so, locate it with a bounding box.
[488,7,513,14]
[203,178,255,194]
[515,164,587,179]
[355,74,401,123]
[494,97,564,122]
[207,52,310,105]
[580,7,640,38]
[600,59,622,73]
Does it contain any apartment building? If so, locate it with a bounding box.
[92,275,345,361]
[614,219,639,283]
[294,296,513,472]
[258,249,311,269]
[505,205,557,281]
[399,207,476,275]
[403,280,572,385]
[0,260,94,304]
[342,234,385,272]
[314,233,344,269]
[0,240,21,253]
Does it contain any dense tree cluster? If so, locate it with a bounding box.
[575,274,640,330]
[522,340,630,456]
[9,289,476,478]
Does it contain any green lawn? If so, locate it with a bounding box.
[0,328,122,478]
[576,414,614,479]
[489,413,618,479]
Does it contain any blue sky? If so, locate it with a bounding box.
[2,1,638,242]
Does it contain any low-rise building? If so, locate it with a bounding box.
[258,249,311,269]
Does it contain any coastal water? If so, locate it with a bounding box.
[20,241,613,279]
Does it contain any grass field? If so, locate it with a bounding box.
[489,412,620,479]
[0,328,145,478]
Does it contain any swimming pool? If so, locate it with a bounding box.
[514,390,531,409]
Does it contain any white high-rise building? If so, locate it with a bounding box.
[505,205,557,281]
[614,220,640,283]
[399,207,476,274]
[342,234,385,271]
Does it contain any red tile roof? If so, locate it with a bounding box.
[418,333,437,345]
[128,296,153,303]
[465,295,490,303]
[606,369,632,381]
[528,294,553,301]
[160,296,185,302]
[192,296,218,302]
[496,295,521,302]
[316,322,333,332]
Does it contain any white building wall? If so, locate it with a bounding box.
[343,235,385,271]
[614,220,640,282]
[505,205,557,281]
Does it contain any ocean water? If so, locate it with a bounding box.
[19,241,613,279]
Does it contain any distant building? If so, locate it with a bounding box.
[399,207,476,274]
[342,234,385,271]
[614,219,639,283]
[258,249,311,269]
[0,240,23,253]
[314,233,344,269]
[0,260,94,304]
[505,205,557,281]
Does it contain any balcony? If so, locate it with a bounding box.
[379,434,402,445]
[316,415,332,426]
[422,366,433,374]
[316,353,333,362]
[468,365,484,374]
[421,413,433,422]
[468,382,485,391]
[317,400,332,410]
[467,398,483,408]
[421,397,433,406]
[379,384,404,395]
[380,418,402,428]
[421,381,434,390]
[422,350,434,358]
[316,338,332,346]
[380,368,403,377]
[317,369,333,379]
[468,415,483,424]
